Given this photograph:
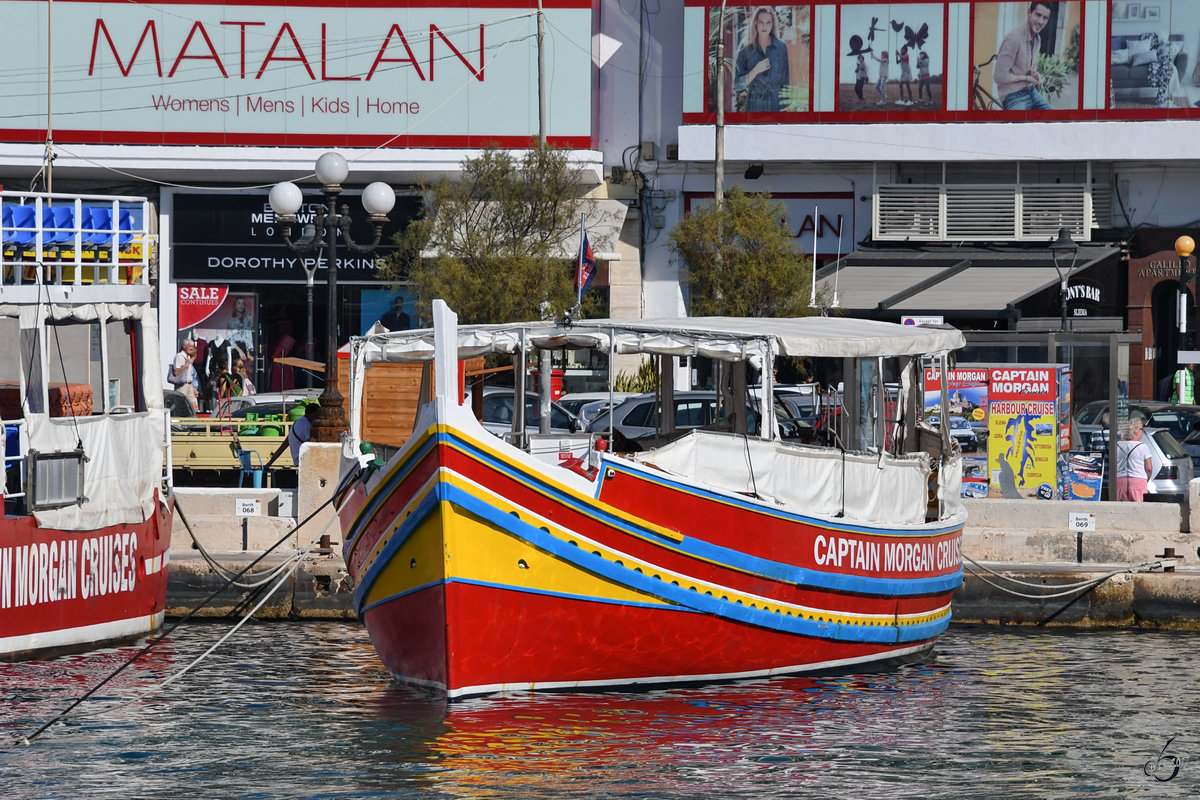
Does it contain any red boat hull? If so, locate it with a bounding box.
[0,492,172,661]
[342,423,963,699]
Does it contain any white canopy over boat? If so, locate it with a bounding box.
[354,315,965,366]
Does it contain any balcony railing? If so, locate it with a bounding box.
[1,191,154,287]
[873,183,1093,243]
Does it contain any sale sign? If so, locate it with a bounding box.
[177,285,228,329]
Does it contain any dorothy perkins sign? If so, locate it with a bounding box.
[2,0,593,147]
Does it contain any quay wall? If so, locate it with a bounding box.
[164,448,1200,627]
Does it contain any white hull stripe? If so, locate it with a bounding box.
[0,611,165,658]
[434,642,936,699]
[144,551,171,576]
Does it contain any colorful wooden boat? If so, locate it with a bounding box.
[339,301,967,698]
[1,191,172,660]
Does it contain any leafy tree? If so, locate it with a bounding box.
[378,143,612,324]
[669,187,817,318]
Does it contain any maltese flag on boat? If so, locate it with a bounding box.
[575,231,597,297]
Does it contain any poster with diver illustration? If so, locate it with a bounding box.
[839,3,943,111]
[987,366,1071,499]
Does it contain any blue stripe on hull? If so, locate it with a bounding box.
[347,430,963,604]
[352,476,952,646]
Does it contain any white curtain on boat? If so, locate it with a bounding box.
[4,299,166,530]
[28,412,161,530]
[637,432,932,526]
[939,454,965,519]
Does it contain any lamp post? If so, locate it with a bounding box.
[269,153,395,443]
[1176,235,1195,347]
[1049,226,1079,332]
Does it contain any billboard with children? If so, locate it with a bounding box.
[839,3,944,111]
[684,0,1200,120]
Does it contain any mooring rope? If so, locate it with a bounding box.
[962,554,1167,600]
[13,465,364,747]
[175,501,309,589]
[152,492,355,694]
[34,502,350,727]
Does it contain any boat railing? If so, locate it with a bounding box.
[1,190,154,287]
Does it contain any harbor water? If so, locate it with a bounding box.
[2,621,1198,798]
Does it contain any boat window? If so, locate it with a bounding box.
[45,320,102,415]
[0,316,21,419]
[105,318,143,411]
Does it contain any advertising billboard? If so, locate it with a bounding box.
[1,0,594,147]
[685,0,1200,120]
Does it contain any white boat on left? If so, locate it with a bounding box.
[1,190,172,661]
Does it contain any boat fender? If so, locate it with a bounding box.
[357,442,385,478]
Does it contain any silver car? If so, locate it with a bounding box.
[1139,426,1193,502]
[587,391,758,442]
[479,387,580,437]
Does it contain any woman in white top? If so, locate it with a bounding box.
[1116,418,1152,502]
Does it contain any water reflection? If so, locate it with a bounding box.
[2,624,1199,799]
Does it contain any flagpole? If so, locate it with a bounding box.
[577,213,585,308]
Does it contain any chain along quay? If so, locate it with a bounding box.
[143,447,1200,630]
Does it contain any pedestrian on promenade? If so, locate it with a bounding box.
[265,402,319,469]
[168,339,199,409]
[1116,417,1152,502]
[1172,362,1195,403]
[234,358,256,396]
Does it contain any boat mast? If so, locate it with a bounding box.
[45,0,54,192]
[535,0,552,434]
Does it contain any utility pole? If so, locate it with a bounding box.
[714,0,728,204]
[537,0,552,433]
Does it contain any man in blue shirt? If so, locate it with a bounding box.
[265,402,320,469]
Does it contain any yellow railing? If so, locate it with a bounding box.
[171,416,296,471]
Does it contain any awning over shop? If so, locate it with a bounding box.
[815,243,1119,317]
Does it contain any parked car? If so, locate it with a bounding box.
[479,387,580,437]
[164,388,197,418]
[1072,399,1110,445]
[926,414,979,452]
[587,391,761,443]
[224,389,321,416]
[1083,402,1200,451]
[558,391,637,429]
[1179,427,1200,477]
[1088,424,1191,502]
[775,384,846,439]
[1138,427,1193,502]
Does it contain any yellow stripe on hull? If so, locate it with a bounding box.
[361,511,448,609]
[433,469,949,629]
